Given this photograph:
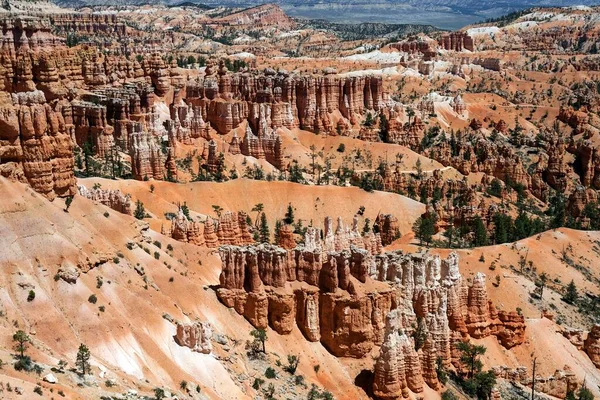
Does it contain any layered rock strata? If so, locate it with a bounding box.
[217,245,525,371]
[78,184,132,215]
[164,210,254,248]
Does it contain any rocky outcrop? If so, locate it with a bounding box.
[185,67,384,136]
[218,243,524,366]
[492,365,578,399]
[277,224,297,249]
[165,210,253,248]
[373,309,425,399]
[78,184,132,215]
[323,216,382,255]
[175,321,212,354]
[562,327,585,349]
[439,32,474,52]
[375,214,400,246]
[165,209,205,246]
[451,94,466,115]
[0,90,76,200]
[130,130,165,181]
[584,324,600,368]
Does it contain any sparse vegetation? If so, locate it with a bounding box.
[76,343,91,375]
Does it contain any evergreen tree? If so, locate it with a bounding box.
[513,210,532,240]
[415,158,423,178]
[582,201,600,230]
[548,192,567,229]
[363,112,374,127]
[378,113,389,143]
[64,195,74,212]
[252,203,264,226]
[577,386,594,400]
[473,217,488,246]
[180,202,191,220]
[456,341,486,379]
[259,212,270,243]
[134,200,146,220]
[250,329,267,353]
[363,218,371,235]
[493,213,512,244]
[13,330,30,359]
[562,280,578,304]
[76,343,91,375]
[274,220,282,244]
[487,179,503,197]
[214,152,226,182]
[413,216,435,246]
[284,203,294,225]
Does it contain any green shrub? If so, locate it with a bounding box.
[264,367,276,379]
[14,356,32,371]
[88,294,98,304]
[27,290,35,302]
[252,378,264,390]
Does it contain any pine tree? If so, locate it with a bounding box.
[493,213,512,244]
[13,330,30,359]
[378,113,389,143]
[362,218,371,235]
[180,202,191,220]
[284,203,294,225]
[134,200,145,220]
[562,280,578,304]
[250,329,267,353]
[274,220,282,244]
[413,216,435,246]
[76,343,91,375]
[363,112,374,127]
[214,152,226,182]
[473,216,488,246]
[456,341,486,379]
[415,158,423,178]
[64,195,74,212]
[259,212,270,243]
[252,203,264,227]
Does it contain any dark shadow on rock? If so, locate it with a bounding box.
[355,369,374,398]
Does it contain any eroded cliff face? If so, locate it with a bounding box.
[492,365,578,399]
[0,90,76,199]
[163,210,254,248]
[0,15,387,194]
[185,62,384,137]
[584,325,600,368]
[78,184,132,215]
[217,240,525,392]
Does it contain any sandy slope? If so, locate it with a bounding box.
[2,174,600,398]
[0,177,369,399]
[80,177,426,236]
[391,228,600,396]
